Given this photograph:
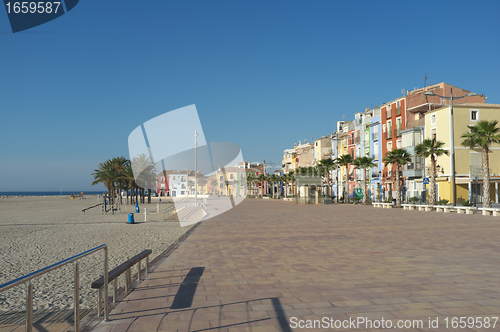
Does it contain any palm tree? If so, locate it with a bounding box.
[383,148,412,207]
[415,138,449,205]
[317,158,336,196]
[287,172,296,197]
[198,179,207,195]
[352,156,375,205]
[131,154,156,204]
[111,157,130,206]
[461,120,500,208]
[210,179,217,195]
[270,174,280,198]
[258,174,266,196]
[334,154,353,204]
[120,164,136,204]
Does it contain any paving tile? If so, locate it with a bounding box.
[86,200,500,332]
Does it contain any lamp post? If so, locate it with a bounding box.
[195,130,198,207]
[424,88,479,206]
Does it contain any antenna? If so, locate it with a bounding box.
[311,134,314,142]
[342,115,346,119]
[401,89,405,95]
[422,73,431,88]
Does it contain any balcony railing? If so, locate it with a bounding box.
[371,133,378,141]
[396,107,401,115]
[387,109,392,118]
[394,129,401,137]
[386,131,392,139]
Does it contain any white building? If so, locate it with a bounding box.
[169,173,188,197]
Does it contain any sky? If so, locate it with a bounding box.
[1,0,500,191]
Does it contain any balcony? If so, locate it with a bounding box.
[394,129,401,137]
[371,133,378,141]
[403,169,423,178]
[406,118,425,129]
[386,131,392,139]
[396,107,401,115]
[387,109,392,118]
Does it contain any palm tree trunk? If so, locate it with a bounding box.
[430,156,436,205]
[483,147,491,207]
[395,166,401,207]
[344,170,348,204]
[363,168,368,205]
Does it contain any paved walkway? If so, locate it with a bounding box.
[90,199,500,332]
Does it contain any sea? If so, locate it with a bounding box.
[0,191,105,197]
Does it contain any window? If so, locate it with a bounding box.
[396,117,402,136]
[387,120,392,138]
[431,114,436,125]
[219,175,224,181]
[387,141,392,152]
[181,176,186,181]
[230,174,234,180]
[431,128,437,140]
[173,176,176,180]
[471,109,479,121]
[373,142,379,160]
[386,105,392,118]
[414,132,422,145]
[396,139,402,149]
[396,101,401,115]
[402,132,412,148]
[315,142,318,146]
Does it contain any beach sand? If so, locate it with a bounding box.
[0,195,186,313]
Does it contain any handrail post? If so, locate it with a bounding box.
[146,255,149,274]
[113,279,117,303]
[74,261,80,331]
[26,281,33,332]
[103,246,109,322]
[137,260,141,281]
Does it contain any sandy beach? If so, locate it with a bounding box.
[0,195,187,313]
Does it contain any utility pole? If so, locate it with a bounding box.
[195,130,198,207]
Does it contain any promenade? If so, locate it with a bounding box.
[89,199,500,332]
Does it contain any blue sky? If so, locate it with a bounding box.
[1,1,500,191]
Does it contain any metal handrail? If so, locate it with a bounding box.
[0,244,109,331]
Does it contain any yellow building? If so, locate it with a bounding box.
[424,103,500,203]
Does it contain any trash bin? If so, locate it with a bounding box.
[136,205,140,213]
[128,213,135,224]
[392,198,396,207]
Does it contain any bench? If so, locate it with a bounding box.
[416,205,433,211]
[478,207,500,216]
[401,204,415,211]
[91,249,152,316]
[373,202,382,208]
[433,205,452,213]
[456,206,476,214]
[380,203,393,209]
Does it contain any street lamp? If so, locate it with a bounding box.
[424,88,479,206]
